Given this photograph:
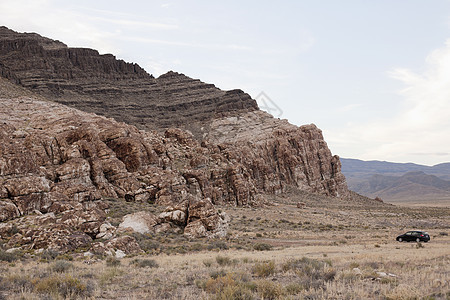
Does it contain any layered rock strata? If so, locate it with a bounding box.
[0,26,258,132]
[0,27,350,253]
[0,26,348,199]
[0,97,231,252]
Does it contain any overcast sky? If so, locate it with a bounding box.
[1,0,450,166]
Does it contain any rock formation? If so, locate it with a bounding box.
[0,26,258,132]
[0,26,349,254]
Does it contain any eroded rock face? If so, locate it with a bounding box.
[0,97,236,251]
[0,26,350,253]
[0,27,258,132]
[0,27,348,202]
[204,111,348,197]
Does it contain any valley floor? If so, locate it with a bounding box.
[1,192,449,299]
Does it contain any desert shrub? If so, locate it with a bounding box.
[364,261,380,270]
[214,284,253,300]
[282,257,331,276]
[256,279,284,299]
[208,240,229,250]
[241,257,252,264]
[0,250,19,262]
[203,259,214,267]
[338,270,360,283]
[439,232,448,236]
[139,239,160,252]
[130,258,159,268]
[205,273,236,294]
[106,256,121,267]
[281,257,335,289]
[56,253,73,261]
[1,274,33,293]
[39,249,59,261]
[49,260,73,273]
[131,232,159,252]
[99,267,123,286]
[252,260,276,277]
[203,272,253,299]
[190,243,205,251]
[285,282,303,295]
[253,243,272,251]
[34,275,91,298]
[210,269,228,279]
[385,283,420,299]
[216,255,232,266]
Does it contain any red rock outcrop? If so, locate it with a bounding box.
[0,27,350,253]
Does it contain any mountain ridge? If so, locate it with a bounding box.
[0,26,258,135]
[341,158,450,204]
[0,26,353,254]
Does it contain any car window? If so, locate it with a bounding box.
[406,232,412,235]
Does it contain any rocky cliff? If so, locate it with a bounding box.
[0,26,258,132]
[0,26,347,198]
[0,27,349,254]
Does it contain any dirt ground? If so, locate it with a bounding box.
[1,190,449,299]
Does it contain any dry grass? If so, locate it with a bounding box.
[1,240,448,299]
[0,192,449,299]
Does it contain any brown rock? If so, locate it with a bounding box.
[117,211,159,234]
[31,224,92,252]
[0,199,20,221]
[4,176,50,197]
[183,196,229,238]
[0,27,355,254]
[96,222,116,240]
[106,235,142,255]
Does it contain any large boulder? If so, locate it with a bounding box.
[117,211,159,234]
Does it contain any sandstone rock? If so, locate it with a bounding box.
[0,199,20,222]
[118,211,158,234]
[115,249,126,259]
[96,222,116,240]
[31,224,92,253]
[158,210,186,226]
[106,235,142,255]
[183,220,207,238]
[4,176,50,197]
[0,27,258,132]
[0,27,353,255]
[182,196,229,238]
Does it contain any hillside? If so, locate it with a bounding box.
[341,158,450,205]
[0,27,351,254]
[0,26,258,135]
[341,158,450,180]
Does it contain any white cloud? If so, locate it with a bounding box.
[328,40,450,165]
[82,15,179,30]
[0,0,119,54]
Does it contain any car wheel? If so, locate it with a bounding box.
[416,238,420,242]
[398,238,402,242]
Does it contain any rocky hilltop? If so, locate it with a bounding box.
[0,26,258,132]
[0,27,349,254]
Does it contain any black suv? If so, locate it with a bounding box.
[396,230,430,242]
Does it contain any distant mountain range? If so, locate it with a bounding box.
[341,158,450,205]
